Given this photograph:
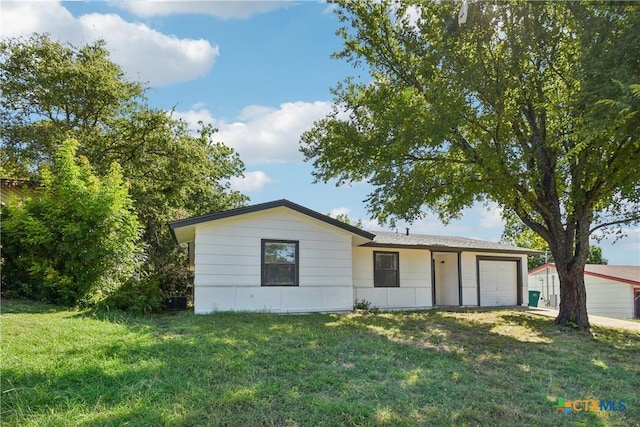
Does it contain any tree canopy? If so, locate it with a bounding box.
[301,1,640,328]
[1,34,247,302]
[501,218,608,270]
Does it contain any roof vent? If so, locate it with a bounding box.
[406,228,409,236]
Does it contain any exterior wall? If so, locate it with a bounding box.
[585,277,635,319]
[353,248,527,309]
[460,253,479,306]
[193,208,354,314]
[528,268,637,319]
[352,246,432,309]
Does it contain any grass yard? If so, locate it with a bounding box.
[1,300,639,426]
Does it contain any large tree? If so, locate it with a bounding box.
[301,1,640,329]
[0,34,247,298]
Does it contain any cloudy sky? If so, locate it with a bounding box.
[1,1,638,265]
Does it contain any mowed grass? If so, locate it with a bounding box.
[1,300,639,426]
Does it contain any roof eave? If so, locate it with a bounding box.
[362,242,542,255]
[167,199,375,244]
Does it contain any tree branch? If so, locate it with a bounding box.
[402,154,475,165]
[589,215,640,234]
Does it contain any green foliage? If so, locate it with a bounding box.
[100,274,163,315]
[301,1,640,328]
[1,139,141,305]
[353,298,379,314]
[328,212,364,229]
[0,34,248,301]
[502,217,608,269]
[586,246,608,265]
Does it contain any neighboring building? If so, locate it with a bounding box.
[0,179,38,206]
[528,264,640,319]
[169,199,540,314]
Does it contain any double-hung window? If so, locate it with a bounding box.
[374,251,399,287]
[262,240,299,286]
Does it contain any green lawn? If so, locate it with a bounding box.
[1,300,638,426]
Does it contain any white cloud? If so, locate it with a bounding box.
[361,219,386,231]
[329,207,351,218]
[0,1,76,37]
[119,1,295,19]
[174,101,336,164]
[229,171,273,192]
[0,1,219,87]
[323,2,339,15]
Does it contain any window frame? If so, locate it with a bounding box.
[261,239,299,286]
[373,251,400,287]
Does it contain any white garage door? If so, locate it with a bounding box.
[479,260,518,306]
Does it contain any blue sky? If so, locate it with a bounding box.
[1,1,638,265]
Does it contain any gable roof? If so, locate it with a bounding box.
[529,263,640,287]
[168,199,376,244]
[365,231,542,255]
[169,200,542,255]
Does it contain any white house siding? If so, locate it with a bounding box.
[352,246,432,310]
[585,279,635,319]
[528,268,636,319]
[192,208,354,314]
[460,253,479,306]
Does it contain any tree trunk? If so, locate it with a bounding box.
[554,257,590,329]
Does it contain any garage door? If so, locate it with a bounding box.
[479,259,518,306]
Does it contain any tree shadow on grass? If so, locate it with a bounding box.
[590,325,640,353]
[324,308,639,425]
[3,304,638,426]
[0,298,68,314]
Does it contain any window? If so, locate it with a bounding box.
[262,240,299,286]
[374,251,399,287]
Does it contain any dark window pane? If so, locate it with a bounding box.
[375,270,397,287]
[264,264,296,285]
[374,252,398,287]
[376,253,397,270]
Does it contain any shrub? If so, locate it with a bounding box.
[100,274,163,314]
[353,299,379,314]
[0,139,141,305]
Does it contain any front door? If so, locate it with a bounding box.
[433,252,459,306]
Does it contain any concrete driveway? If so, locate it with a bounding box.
[528,306,640,333]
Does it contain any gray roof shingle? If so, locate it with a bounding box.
[365,231,541,254]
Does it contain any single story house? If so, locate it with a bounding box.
[528,264,640,319]
[169,199,540,314]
